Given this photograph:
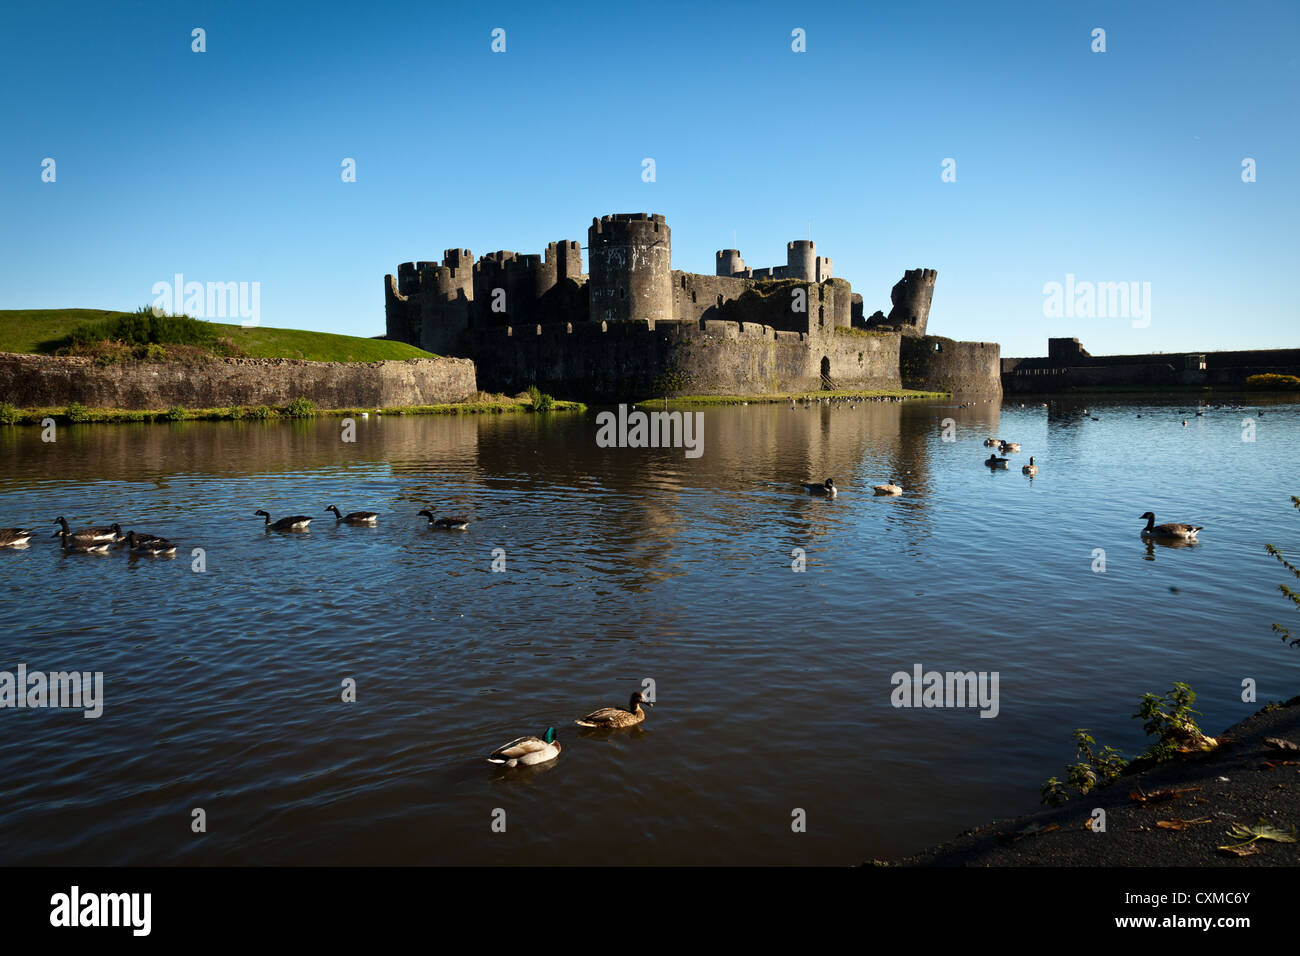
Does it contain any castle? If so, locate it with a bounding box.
[384,213,1001,400]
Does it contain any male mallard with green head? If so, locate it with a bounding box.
[487,727,561,767]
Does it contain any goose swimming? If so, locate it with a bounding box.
[1022,456,1039,476]
[0,528,35,548]
[575,690,652,729]
[486,727,561,767]
[998,441,1021,453]
[125,531,178,556]
[417,510,470,531]
[326,505,379,525]
[53,517,118,543]
[801,478,837,497]
[1139,512,1202,540]
[872,481,903,496]
[984,454,1010,469]
[255,510,312,531]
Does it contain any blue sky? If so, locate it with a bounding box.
[2,0,1296,356]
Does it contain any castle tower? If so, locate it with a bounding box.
[716,249,746,277]
[886,268,938,336]
[588,213,672,324]
[547,240,583,282]
[786,240,817,281]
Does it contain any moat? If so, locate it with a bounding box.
[0,395,1295,864]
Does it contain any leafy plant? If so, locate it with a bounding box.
[246,404,274,420]
[284,397,316,419]
[1218,820,1298,855]
[0,402,19,425]
[1134,682,1215,762]
[1265,495,1300,648]
[165,405,187,421]
[526,385,555,412]
[64,402,89,423]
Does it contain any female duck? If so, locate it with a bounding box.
[1139,512,1202,540]
[255,510,312,531]
[576,690,652,729]
[326,505,379,525]
[801,478,837,498]
[487,727,561,767]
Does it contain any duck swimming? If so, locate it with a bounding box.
[575,690,652,729]
[1139,512,1202,540]
[801,478,837,497]
[486,727,561,767]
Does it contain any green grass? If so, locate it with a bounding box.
[635,388,949,407]
[0,309,436,362]
[0,396,586,426]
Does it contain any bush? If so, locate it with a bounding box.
[0,402,19,425]
[229,406,246,420]
[246,404,274,420]
[65,402,89,423]
[527,384,554,412]
[61,309,218,351]
[1266,495,1300,648]
[139,343,168,362]
[165,405,188,421]
[1245,373,1300,390]
[285,397,316,419]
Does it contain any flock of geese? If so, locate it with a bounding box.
[0,506,473,553]
[800,432,1203,541]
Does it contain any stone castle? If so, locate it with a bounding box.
[384,213,1001,400]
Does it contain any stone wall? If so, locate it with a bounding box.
[900,335,1002,395]
[0,353,478,409]
[469,320,902,401]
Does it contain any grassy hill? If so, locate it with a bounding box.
[0,309,436,362]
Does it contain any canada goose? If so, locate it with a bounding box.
[255,510,312,531]
[52,517,118,543]
[1022,456,1039,475]
[575,690,652,729]
[417,509,470,530]
[326,505,379,525]
[872,481,903,496]
[0,528,35,548]
[801,478,837,497]
[126,531,178,556]
[984,454,1009,469]
[57,530,112,552]
[1139,512,1202,540]
[487,727,561,767]
[999,441,1021,453]
[983,438,1002,447]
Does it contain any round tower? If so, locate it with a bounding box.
[588,213,672,324]
[716,249,745,277]
[786,240,817,280]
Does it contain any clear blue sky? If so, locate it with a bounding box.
[2,0,1296,356]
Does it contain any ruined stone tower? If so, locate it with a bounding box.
[865,267,937,336]
[587,213,672,325]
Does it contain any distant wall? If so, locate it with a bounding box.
[1002,340,1300,392]
[0,353,478,409]
[469,321,901,401]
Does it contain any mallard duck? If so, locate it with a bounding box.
[326,505,379,525]
[0,528,35,548]
[575,690,652,729]
[872,481,903,496]
[999,441,1021,453]
[486,727,561,767]
[984,454,1009,469]
[255,510,312,531]
[1139,512,1202,540]
[801,478,837,497]
[126,531,178,556]
[53,517,118,543]
[1022,456,1038,475]
[417,509,470,530]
